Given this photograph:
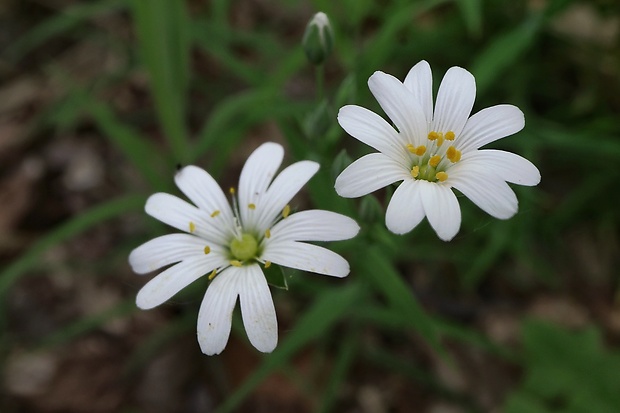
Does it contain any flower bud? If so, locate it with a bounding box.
[302,12,333,65]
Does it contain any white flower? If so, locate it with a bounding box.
[129,142,359,355]
[335,60,540,241]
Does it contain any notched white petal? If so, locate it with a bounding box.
[450,167,518,220]
[129,233,206,274]
[255,160,320,231]
[338,105,408,162]
[268,210,360,242]
[238,265,277,353]
[458,105,525,152]
[419,181,461,241]
[174,165,233,221]
[368,71,427,144]
[263,241,351,278]
[403,60,433,124]
[136,254,227,310]
[432,66,476,137]
[197,267,239,355]
[462,150,540,186]
[335,153,408,198]
[385,180,426,235]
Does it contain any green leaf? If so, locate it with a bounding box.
[0,195,145,300]
[131,0,191,163]
[86,99,167,189]
[214,282,364,413]
[358,247,441,352]
[456,0,483,37]
[6,0,126,61]
[471,16,541,95]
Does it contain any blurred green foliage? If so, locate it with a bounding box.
[1,0,619,411]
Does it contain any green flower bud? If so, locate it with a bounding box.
[302,12,333,65]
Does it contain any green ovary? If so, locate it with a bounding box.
[230,233,258,261]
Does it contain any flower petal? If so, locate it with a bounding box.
[335,153,409,198]
[136,254,228,310]
[459,149,540,186]
[129,233,208,274]
[145,193,231,245]
[174,165,235,227]
[403,60,433,125]
[267,210,360,242]
[457,105,525,153]
[262,241,350,277]
[196,266,239,355]
[385,179,426,234]
[419,181,461,241]
[368,71,428,146]
[338,105,408,163]
[449,163,518,219]
[432,66,476,137]
[237,264,277,353]
[238,142,284,230]
[254,161,319,231]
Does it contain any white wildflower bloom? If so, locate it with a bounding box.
[129,142,359,355]
[335,60,540,241]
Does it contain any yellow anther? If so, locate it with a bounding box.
[208,269,218,280]
[282,204,290,218]
[436,172,448,182]
[453,150,461,163]
[264,261,271,269]
[229,187,235,195]
[406,143,416,153]
[230,260,242,267]
[189,221,196,233]
[447,146,462,163]
[415,145,426,156]
[437,135,445,147]
[265,229,271,239]
[429,155,441,167]
[445,131,455,141]
[248,203,256,210]
[447,146,456,159]
[411,165,420,178]
[428,131,440,141]
[210,210,220,218]
[204,246,211,255]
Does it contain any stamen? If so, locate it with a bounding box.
[264,261,271,269]
[447,146,456,159]
[437,135,445,147]
[229,187,235,195]
[445,131,455,141]
[204,246,211,254]
[282,204,291,218]
[230,260,242,267]
[208,269,218,280]
[411,165,420,178]
[406,143,416,153]
[210,210,220,218]
[436,172,448,182]
[415,145,426,156]
[248,203,256,210]
[265,229,271,238]
[429,155,441,167]
[428,131,440,141]
[446,146,462,163]
[453,150,461,162]
[189,221,196,233]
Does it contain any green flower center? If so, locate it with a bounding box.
[406,130,461,183]
[230,233,258,261]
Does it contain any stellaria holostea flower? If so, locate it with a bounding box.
[335,60,540,241]
[129,142,359,355]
